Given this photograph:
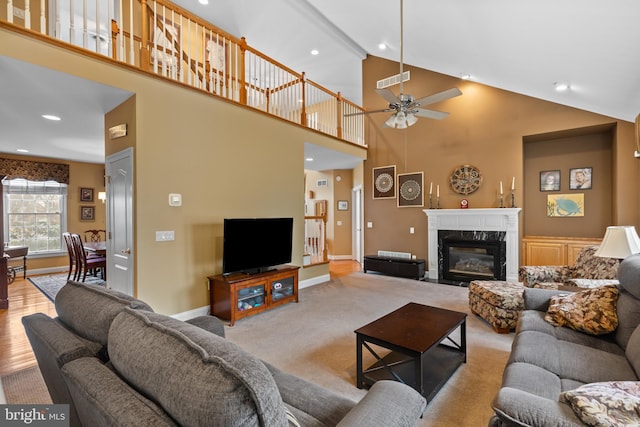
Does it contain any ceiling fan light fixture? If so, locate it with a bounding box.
[385,115,398,128]
[406,113,418,126]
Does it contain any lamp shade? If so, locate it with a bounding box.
[594,226,640,259]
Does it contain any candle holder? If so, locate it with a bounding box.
[499,194,504,208]
[510,191,516,208]
[428,195,433,209]
[436,196,440,209]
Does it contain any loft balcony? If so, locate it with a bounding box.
[0,0,367,147]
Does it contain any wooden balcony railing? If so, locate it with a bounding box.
[1,0,366,146]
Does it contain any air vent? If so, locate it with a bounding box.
[377,250,412,259]
[376,71,410,89]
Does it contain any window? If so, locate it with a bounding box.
[3,179,67,254]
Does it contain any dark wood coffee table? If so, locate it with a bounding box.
[355,302,466,401]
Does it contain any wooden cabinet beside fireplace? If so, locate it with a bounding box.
[208,265,299,326]
[522,236,602,266]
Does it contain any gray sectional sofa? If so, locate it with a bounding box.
[489,254,640,426]
[22,280,426,427]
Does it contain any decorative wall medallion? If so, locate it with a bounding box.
[450,164,482,195]
[372,165,396,199]
[397,172,424,207]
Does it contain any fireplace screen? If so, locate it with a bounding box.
[442,240,505,283]
[448,246,494,277]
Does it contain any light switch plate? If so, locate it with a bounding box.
[156,231,175,241]
[168,193,182,206]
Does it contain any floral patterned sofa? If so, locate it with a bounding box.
[519,245,620,290]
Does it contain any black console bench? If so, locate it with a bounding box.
[363,255,426,281]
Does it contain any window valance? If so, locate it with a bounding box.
[0,158,69,184]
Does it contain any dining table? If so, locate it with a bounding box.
[83,241,107,256]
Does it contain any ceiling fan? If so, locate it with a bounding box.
[348,0,462,129]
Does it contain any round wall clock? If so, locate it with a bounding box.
[450,164,482,195]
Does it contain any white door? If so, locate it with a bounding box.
[106,148,134,295]
[352,185,363,263]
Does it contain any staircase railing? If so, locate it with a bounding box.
[1,0,366,146]
[304,214,328,265]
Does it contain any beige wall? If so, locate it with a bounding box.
[0,27,367,314]
[1,153,106,271]
[362,55,638,262]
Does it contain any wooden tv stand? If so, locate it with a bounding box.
[208,265,299,326]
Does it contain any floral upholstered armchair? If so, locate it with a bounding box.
[519,245,620,289]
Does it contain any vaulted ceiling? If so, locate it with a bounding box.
[2,0,639,165]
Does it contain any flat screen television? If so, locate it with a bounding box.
[223,217,294,275]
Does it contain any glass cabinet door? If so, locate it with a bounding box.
[237,284,265,312]
[271,276,294,302]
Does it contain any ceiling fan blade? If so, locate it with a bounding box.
[413,108,449,120]
[344,108,394,117]
[412,88,462,108]
[376,88,401,105]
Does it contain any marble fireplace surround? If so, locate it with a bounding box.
[423,208,522,282]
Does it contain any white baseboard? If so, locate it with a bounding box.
[299,274,330,289]
[23,266,67,277]
[171,305,210,321]
[328,255,353,261]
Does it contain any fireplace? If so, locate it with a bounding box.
[424,208,521,283]
[440,231,506,283]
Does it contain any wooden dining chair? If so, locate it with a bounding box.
[63,232,80,281]
[71,233,106,282]
[84,229,106,243]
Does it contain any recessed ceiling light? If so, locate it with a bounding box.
[310,49,319,56]
[460,73,471,80]
[16,149,29,153]
[198,0,208,3]
[378,43,387,50]
[42,114,61,121]
[305,157,314,162]
[554,82,570,92]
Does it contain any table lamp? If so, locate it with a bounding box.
[594,226,640,259]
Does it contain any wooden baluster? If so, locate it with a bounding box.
[140,0,150,70]
[111,19,119,60]
[239,37,247,105]
[300,72,307,126]
[336,92,343,139]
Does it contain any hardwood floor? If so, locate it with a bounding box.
[0,260,361,376]
[0,276,55,376]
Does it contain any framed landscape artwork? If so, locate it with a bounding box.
[397,172,424,208]
[373,165,396,199]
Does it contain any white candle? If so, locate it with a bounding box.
[511,176,515,191]
[500,181,503,195]
[437,185,440,197]
[429,182,433,195]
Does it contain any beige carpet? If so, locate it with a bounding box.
[226,272,514,427]
[1,366,52,404]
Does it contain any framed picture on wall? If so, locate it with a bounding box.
[569,167,592,190]
[80,206,95,221]
[80,187,94,202]
[547,194,584,217]
[397,172,424,208]
[539,170,560,192]
[337,200,349,211]
[373,165,396,199]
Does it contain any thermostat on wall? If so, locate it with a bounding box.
[168,193,182,206]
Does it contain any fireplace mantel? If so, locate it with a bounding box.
[423,208,522,282]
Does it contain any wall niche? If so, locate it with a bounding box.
[523,124,614,238]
